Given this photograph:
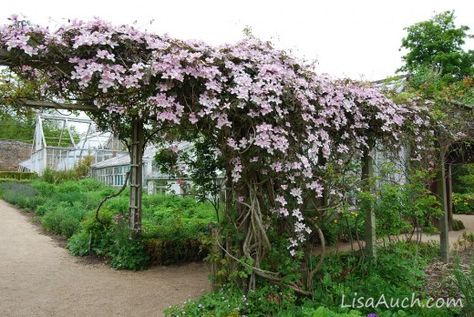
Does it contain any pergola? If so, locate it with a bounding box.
[0,17,455,293]
[0,57,451,260]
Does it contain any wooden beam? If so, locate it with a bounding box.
[129,117,144,234]
[447,163,454,231]
[438,146,449,263]
[18,99,99,112]
[362,146,376,258]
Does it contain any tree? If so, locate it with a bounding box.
[400,11,473,83]
[399,11,474,263]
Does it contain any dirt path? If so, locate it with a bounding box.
[0,200,210,317]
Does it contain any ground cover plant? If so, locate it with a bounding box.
[166,241,459,317]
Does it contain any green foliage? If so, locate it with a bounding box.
[453,163,474,194]
[400,11,473,82]
[312,242,438,310]
[0,171,37,180]
[154,147,179,175]
[154,137,224,219]
[167,242,454,317]
[67,213,150,270]
[142,194,216,240]
[302,307,362,317]
[453,258,474,316]
[183,138,225,210]
[42,156,93,184]
[374,171,442,236]
[452,218,466,231]
[40,202,86,237]
[106,222,151,270]
[0,114,36,142]
[453,193,474,214]
[333,170,442,243]
[0,181,43,210]
[165,284,299,317]
[452,164,474,215]
[0,178,216,268]
[67,229,91,256]
[0,112,80,145]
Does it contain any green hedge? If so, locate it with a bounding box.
[0,171,37,180]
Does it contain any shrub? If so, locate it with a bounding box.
[311,241,440,314]
[41,157,93,184]
[167,242,452,317]
[453,193,474,214]
[68,230,91,256]
[452,218,466,231]
[107,224,151,270]
[42,168,77,184]
[165,285,298,317]
[374,172,442,237]
[0,171,37,180]
[453,164,474,194]
[41,203,86,237]
[1,178,216,269]
[69,212,150,270]
[0,182,42,210]
[146,238,206,265]
[301,307,362,317]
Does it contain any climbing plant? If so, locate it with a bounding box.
[0,16,433,292]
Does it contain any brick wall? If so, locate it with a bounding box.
[0,141,32,171]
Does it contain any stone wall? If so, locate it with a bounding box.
[0,141,32,171]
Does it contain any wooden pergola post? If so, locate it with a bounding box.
[438,145,449,263]
[7,99,148,234]
[447,163,453,230]
[362,146,376,258]
[129,117,144,234]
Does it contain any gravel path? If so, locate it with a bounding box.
[314,214,474,254]
[1,198,472,317]
[0,200,210,317]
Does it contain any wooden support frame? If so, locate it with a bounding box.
[438,146,450,263]
[361,146,376,258]
[18,99,99,112]
[447,163,454,231]
[129,117,145,234]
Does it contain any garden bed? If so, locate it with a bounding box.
[0,179,217,269]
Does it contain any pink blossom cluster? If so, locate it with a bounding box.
[0,17,433,254]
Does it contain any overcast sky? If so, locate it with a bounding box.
[2,0,473,80]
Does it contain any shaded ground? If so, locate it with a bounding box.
[424,238,474,301]
[0,200,210,317]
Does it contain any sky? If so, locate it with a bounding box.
[1,0,473,81]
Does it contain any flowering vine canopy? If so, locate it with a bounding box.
[0,16,432,255]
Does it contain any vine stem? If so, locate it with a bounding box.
[95,171,130,222]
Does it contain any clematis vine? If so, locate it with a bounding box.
[0,16,434,289]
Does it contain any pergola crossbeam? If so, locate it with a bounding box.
[18,99,99,112]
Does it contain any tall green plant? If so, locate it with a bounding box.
[453,258,474,316]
